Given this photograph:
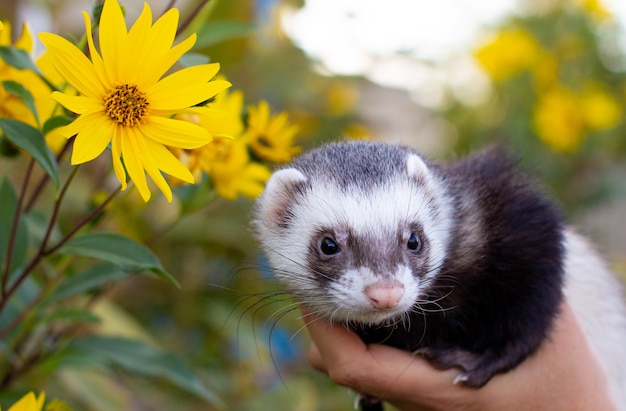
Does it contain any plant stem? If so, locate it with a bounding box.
[44,186,119,256]
[177,0,212,36]
[0,168,119,315]
[1,158,35,297]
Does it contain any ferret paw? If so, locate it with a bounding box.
[416,347,496,388]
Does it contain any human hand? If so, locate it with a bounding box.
[303,302,616,411]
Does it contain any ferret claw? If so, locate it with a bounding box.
[453,373,469,385]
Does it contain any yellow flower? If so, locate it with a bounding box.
[38,0,231,202]
[0,22,55,128]
[532,84,621,152]
[209,137,272,200]
[533,86,584,152]
[5,391,45,411]
[245,100,300,163]
[474,29,541,82]
[34,51,71,152]
[578,0,612,20]
[170,88,245,184]
[579,85,621,131]
[178,87,244,143]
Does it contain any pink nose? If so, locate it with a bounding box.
[364,282,405,309]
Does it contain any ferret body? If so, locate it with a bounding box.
[252,141,626,409]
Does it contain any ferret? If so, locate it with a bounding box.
[252,140,626,410]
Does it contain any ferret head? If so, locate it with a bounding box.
[253,142,454,326]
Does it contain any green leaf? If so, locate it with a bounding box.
[46,263,128,303]
[42,115,74,136]
[0,119,60,189]
[71,336,223,407]
[0,274,40,334]
[42,308,101,324]
[0,178,29,275]
[0,46,41,73]
[194,20,253,49]
[56,232,179,287]
[2,81,39,126]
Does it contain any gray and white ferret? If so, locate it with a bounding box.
[252,140,626,410]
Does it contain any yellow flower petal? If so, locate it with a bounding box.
[121,127,151,201]
[142,116,212,149]
[128,7,186,86]
[38,33,105,97]
[83,11,110,86]
[68,113,115,164]
[111,126,127,190]
[122,4,156,85]
[135,133,173,202]
[147,65,229,110]
[7,391,45,411]
[145,138,194,183]
[98,0,129,81]
[14,23,33,52]
[152,34,197,82]
[51,92,102,114]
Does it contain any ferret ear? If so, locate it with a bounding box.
[405,154,432,182]
[260,168,307,228]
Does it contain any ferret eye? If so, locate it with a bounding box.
[407,233,421,251]
[320,237,340,255]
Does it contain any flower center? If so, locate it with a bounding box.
[104,84,149,127]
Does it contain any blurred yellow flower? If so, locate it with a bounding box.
[5,391,45,411]
[209,137,272,200]
[579,85,621,131]
[0,21,33,52]
[474,29,541,82]
[533,84,620,152]
[325,83,358,116]
[171,88,245,184]
[0,22,55,129]
[35,51,70,152]
[38,0,231,202]
[202,88,245,139]
[42,399,73,411]
[245,100,300,163]
[578,0,612,20]
[533,86,583,152]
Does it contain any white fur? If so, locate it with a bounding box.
[563,229,626,408]
[327,264,420,324]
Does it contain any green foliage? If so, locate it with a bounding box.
[57,233,179,287]
[69,336,223,407]
[0,119,59,189]
[0,46,41,72]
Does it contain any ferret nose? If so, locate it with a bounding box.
[364,282,405,309]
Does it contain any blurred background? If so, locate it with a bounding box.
[1,0,626,409]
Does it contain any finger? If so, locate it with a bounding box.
[300,307,368,366]
[308,342,326,372]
